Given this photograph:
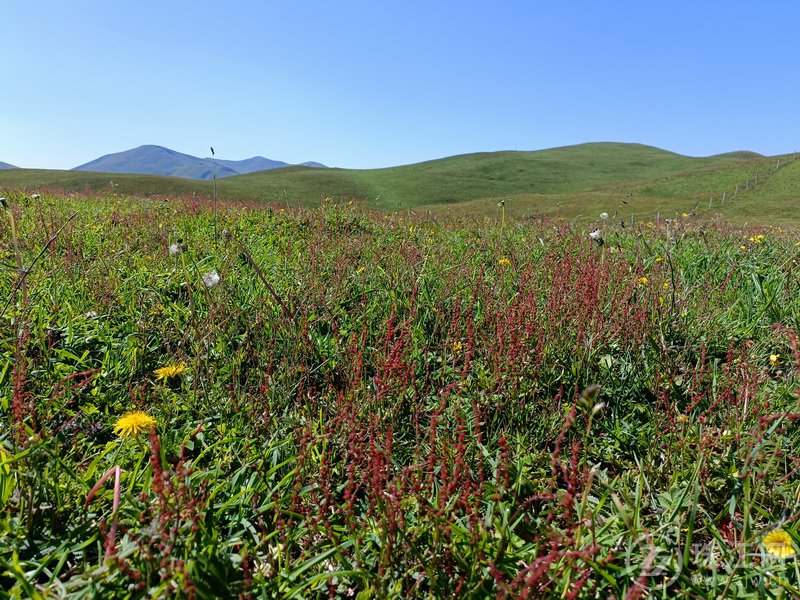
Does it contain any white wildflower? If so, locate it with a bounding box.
[201,269,220,288]
[84,311,99,319]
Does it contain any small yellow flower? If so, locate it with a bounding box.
[114,411,156,438]
[452,341,463,354]
[356,265,366,274]
[762,528,796,559]
[681,212,689,218]
[740,245,747,251]
[637,276,649,285]
[154,363,186,381]
[498,257,511,267]
[770,354,780,367]
[655,257,664,263]
[663,282,670,289]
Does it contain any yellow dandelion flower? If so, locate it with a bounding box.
[655,257,664,263]
[681,212,689,218]
[452,341,463,354]
[770,354,780,367]
[114,411,156,438]
[498,257,511,267]
[763,528,796,559]
[154,363,186,381]
[663,282,670,289]
[637,276,649,285]
[740,245,747,250]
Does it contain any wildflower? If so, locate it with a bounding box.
[154,363,186,381]
[452,341,463,354]
[113,411,157,438]
[770,354,780,367]
[663,282,670,289]
[201,269,220,288]
[681,212,689,218]
[356,265,366,274]
[655,257,664,262]
[740,245,747,251]
[169,239,188,255]
[498,257,511,267]
[638,276,649,285]
[762,528,795,559]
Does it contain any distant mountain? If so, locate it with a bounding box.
[0,161,17,170]
[73,145,326,180]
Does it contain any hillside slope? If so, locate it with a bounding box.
[2,142,796,223]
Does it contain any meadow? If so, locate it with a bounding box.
[1,191,799,598]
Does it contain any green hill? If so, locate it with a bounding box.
[1,142,797,223]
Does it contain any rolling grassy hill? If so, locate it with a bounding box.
[2,142,798,223]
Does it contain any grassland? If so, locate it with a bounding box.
[2,143,798,225]
[1,190,799,598]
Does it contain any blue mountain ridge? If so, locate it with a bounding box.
[73,145,325,180]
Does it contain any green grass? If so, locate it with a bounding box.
[1,191,799,598]
[3,142,798,224]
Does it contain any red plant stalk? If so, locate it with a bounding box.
[85,465,122,560]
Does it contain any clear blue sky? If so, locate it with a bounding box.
[3,1,798,170]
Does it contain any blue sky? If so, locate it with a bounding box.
[2,1,798,170]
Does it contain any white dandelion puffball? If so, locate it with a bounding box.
[599,212,609,220]
[202,269,220,288]
[168,244,181,255]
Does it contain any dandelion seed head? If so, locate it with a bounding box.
[202,269,220,288]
